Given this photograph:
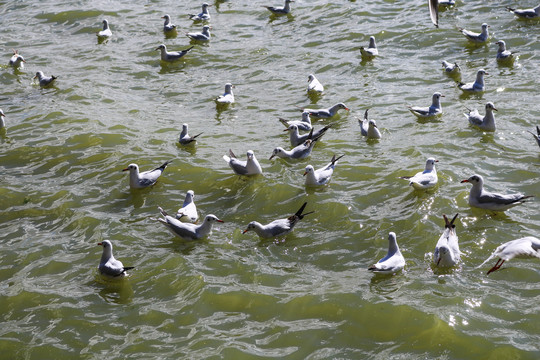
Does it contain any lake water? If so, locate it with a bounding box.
[1,0,540,358]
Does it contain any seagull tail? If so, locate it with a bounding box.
[192,132,203,140]
[157,206,169,217]
[278,118,289,128]
[155,160,172,171]
[505,6,515,13]
[331,154,345,165]
[229,149,237,158]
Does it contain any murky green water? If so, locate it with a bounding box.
[1,0,540,358]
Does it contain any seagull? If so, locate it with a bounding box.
[360,36,378,60]
[155,44,194,62]
[407,92,443,118]
[161,14,177,33]
[97,19,112,39]
[0,109,6,129]
[400,158,438,190]
[279,111,312,132]
[527,126,540,148]
[9,49,25,69]
[263,0,294,15]
[304,154,344,187]
[461,174,534,211]
[269,138,318,161]
[458,23,490,43]
[428,0,439,28]
[122,160,171,189]
[358,109,382,139]
[307,74,324,93]
[441,60,460,74]
[186,25,211,41]
[464,102,497,131]
[495,40,517,62]
[506,4,540,19]
[481,237,540,274]
[243,202,313,238]
[433,214,460,268]
[215,83,234,104]
[223,149,263,176]
[97,240,134,278]
[189,3,211,21]
[176,190,198,223]
[284,124,331,147]
[33,71,57,87]
[178,123,202,145]
[457,69,487,93]
[301,103,349,119]
[155,207,223,241]
[368,232,405,274]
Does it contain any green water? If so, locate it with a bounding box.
[1,0,540,358]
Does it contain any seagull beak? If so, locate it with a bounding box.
[122,168,129,172]
[484,72,489,76]
[493,107,498,112]
[460,179,469,183]
[242,229,249,234]
[437,257,441,266]
[303,171,307,176]
[269,154,275,160]
[283,128,289,132]
[216,219,224,223]
[97,242,103,246]
[435,160,439,163]
[345,107,350,111]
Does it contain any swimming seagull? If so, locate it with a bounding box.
[279,111,312,132]
[179,123,202,145]
[284,124,331,147]
[301,103,349,119]
[506,4,540,19]
[243,202,313,238]
[122,160,171,189]
[368,232,405,274]
[0,109,6,129]
[407,92,444,118]
[495,40,517,63]
[527,126,540,148]
[33,71,57,87]
[304,154,344,187]
[359,36,378,60]
[263,0,294,15]
[215,83,234,104]
[464,102,497,131]
[97,240,134,278]
[176,190,198,223]
[400,158,438,190]
[481,237,540,274]
[189,3,211,21]
[269,138,319,161]
[155,44,194,62]
[457,69,487,93]
[458,23,490,43]
[441,60,460,74]
[358,109,382,139]
[223,149,263,175]
[307,74,324,93]
[186,25,211,41]
[433,214,460,268]
[9,49,25,69]
[461,174,534,211]
[155,207,223,241]
[97,19,112,39]
[161,14,177,33]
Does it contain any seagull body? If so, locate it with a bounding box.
[179,123,202,145]
[279,112,312,132]
[223,149,263,176]
[122,160,171,189]
[408,92,443,118]
[368,232,405,274]
[433,214,460,268]
[97,19,112,39]
[304,154,344,187]
[458,23,490,43]
[400,158,438,190]
[216,83,234,104]
[263,0,294,15]
[97,240,134,278]
[358,109,382,139]
[527,126,540,148]
[506,5,540,19]
[33,71,57,87]
[176,190,198,223]
[9,50,25,69]
[156,207,223,241]
[0,109,6,129]
[307,74,324,93]
[483,237,540,274]
[243,202,313,238]
[189,3,211,21]
[161,14,177,33]
[441,60,460,74]
[458,69,487,93]
[360,36,378,59]
[186,25,211,41]
[284,124,331,147]
[464,102,497,131]
[461,174,534,211]
[155,44,194,61]
[302,103,349,119]
[270,138,318,161]
[495,40,517,62]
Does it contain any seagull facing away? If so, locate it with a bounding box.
[33,71,57,87]
[186,25,211,41]
[284,124,331,147]
[368,232,405,274]
[495,40,517,62]
[458,23,490,43]
[179,123,202,145]
[441,60,460,74]
[161,14,177,33]
[97,19,112,39]
[304,154,344,187]
[155,207,223,241]
[400,158,438,190]
[408,92,444,118]
[0,109,6,129]
[457,69,487,93]
[243,202,313,238]
[433,214,460,268]
[215,83,234,104]
[263,0,294,15]
[506,4,540,18]
[461,174,534,211]
[360,36,378,60]
[122,160,171,189]
[269,138,318,161]
[481,237,540,274]
[527,126,540,148]
[358,109,382,139]
[9,49,25,69]
[189,3,211,21]
[279,111,312,132]
[97,240,134,278]
[223,149,263,176]
[464,102,497,131]
[176,190,198,223]
[155,44,194,62]
[301,103,350,119]
[307,74,324,93]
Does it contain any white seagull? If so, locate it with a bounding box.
[97,240,134,278]
[279,111,312,132]
[400,158,439,190]
[458,23,490,43]
[284,124,331,147]
[223,149,263,176]
[161,14,177,33]
[461,174,534,211]
[215,83,234,104]
[263,0,294,15]
[464,102,497,131]
[441,60,460,74]
[495,40,517,63]
[0,109,6,129]
[527,126,540,148]
[304,154,344,187]
[457,69,487,93]
[122,160,171,189]
[433,214,460,268]
[243,202,313,238]
[368,232,405,274]
[186,25,211,41]
[307,74,324,93]
[189,3,211,21]
[301,103,349,119]
[155,44,194,62]
[269,138,318,161]
[9,49,25,69]
[482,237,540,274]
[506,4,540,19]
[155,207,223,241]
[33,71,57,87]
[176,190,198,223]
[408,92,444,118]
[360,36,378,60]
[97,19,112,39]
[179,123,202,145]
[358,109,382,139]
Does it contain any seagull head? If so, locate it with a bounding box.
[425,158,438,170]
[307,74,315,82]
[303,165,314,176]
[461,174,483,186]
[122,163,139,172]
[33,71,44,80]
[155,44,166,51]
[269,148,282,160]
[485,102,497,112]
[204,214,223,224]
[243,222,256,234]
[246,150,255,160]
